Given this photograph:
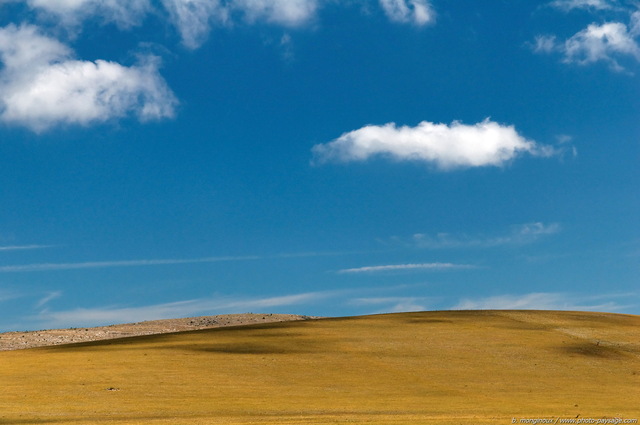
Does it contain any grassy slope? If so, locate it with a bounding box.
[1,310,639,424]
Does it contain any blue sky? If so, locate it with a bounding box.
[0,0,638,331]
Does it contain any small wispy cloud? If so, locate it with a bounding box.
[452,292,637,312]
[312,119,556,170]
[0,255,261,273]
[548,0,616,12]
[33,290,337,328]
[338,262,475,274]
[410,222,561,249]
[13,0,319,49]
[161,0,436,49]
[34,291,62,309]
[555,134,573,144]
[0,289,22,303]
[379,0,435,26]
[279,33,294,61]
[18,0,434,50]
[159,0,228,49]
[0,250,355,273]
[350,296,429,313]
[0,244,54,251]
[20,0,152,29]
[533,35,558,53]
[27,285,439,329]
[233,0,320,27]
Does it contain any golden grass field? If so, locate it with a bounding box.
[1,310,639,424]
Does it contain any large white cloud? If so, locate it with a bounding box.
[312,119,554,169]
[0,24,177,131]
[379,0,434,25]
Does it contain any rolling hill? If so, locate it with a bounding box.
[1,310,638,424]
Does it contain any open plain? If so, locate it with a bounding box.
[1,310,639,424]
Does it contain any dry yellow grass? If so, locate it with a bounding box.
[1,310,639,424]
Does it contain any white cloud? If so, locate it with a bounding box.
[160,0,227,49]
[549,0,615,11]
[160,0,319,49]
[0,253,474,273]
[0,250,351,272]
[232,0,319,26]
[34,291,62,309]
[0,24,177,131]
[555,134,573,144]
[379,0,435,25]
[452,292,635,312]
[350,296,428,313]
[0,255,262,272]
[535,12,640,71]
[278,33,294,60]
[34,290,335,328]
[0,244,54,251]
[11,0,436,50]
[162,0,432,49]
[454,293,565,310]
[0,289,22,303]
[412,222,561,249]
[631,11,640,36]
[338,262,475,273]
[312,119,555,170]
[23,0,151,28]
[564,21,640,69]
[533,35,558,53]
[513,222,561,239]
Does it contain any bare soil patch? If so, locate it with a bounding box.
[0,313,316,351]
